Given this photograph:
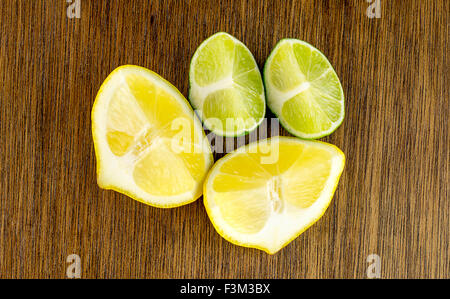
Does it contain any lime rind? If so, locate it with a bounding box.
[263,39,345,139]
[189,32,266,137]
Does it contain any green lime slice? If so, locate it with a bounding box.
[189,32,265,137]
[263,39,345,139]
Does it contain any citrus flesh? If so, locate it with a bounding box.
[92,65,213,208]
[203,137,345,254]
[264,39,345,139]
[189,32,265,136]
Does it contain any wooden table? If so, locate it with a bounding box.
[0,0,448,278]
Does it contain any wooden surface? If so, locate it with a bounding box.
[0,0,448,279]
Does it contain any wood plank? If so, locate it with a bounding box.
[0,0,448,278]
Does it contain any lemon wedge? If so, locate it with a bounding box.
[92,65,213,208]
[203,136,344,253]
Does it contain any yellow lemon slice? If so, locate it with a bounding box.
[203,136,345,253]
[92,65,213,208]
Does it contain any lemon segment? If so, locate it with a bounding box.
[92,65,213,208]
[203,137,345,254]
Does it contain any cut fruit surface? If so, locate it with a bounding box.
[203,137,345,254]
[189,32,266,137]
[92,65,213,208]
[264,39,345,139]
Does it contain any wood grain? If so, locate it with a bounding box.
[0,0,448,278]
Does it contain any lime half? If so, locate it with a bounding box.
[189,32,265,137]
[263,39,345,139]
